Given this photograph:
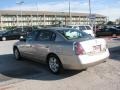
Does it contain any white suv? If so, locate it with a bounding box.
[67,25,95,37]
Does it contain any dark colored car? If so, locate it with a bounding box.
[0,30,25,41]
[15,27,38,37]
[0,27,36,41]
[96,27,120,37]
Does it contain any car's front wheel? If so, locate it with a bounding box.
[47,55,63,74]
[13,48,21,60]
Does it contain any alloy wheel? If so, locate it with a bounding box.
[14,48,21,60]
[49,57,59,73]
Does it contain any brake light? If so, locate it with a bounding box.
[74,42,85,55]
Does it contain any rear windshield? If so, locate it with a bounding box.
[57,29,92,40]
[79,26,86,30]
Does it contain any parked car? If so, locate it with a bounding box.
[14,27,34,35]
[0,27,37,41]
[13,28,109,74]
[96,27,120,37]
[0,30,25,41]
[66,25,95,37]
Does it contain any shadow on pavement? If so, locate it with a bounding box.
[0,54,81,82]
[109,46,120,61]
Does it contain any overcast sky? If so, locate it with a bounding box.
[0,0,120,21]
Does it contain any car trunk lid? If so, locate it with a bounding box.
[78,38,106,55]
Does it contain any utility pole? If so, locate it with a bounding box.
[0,15,2,30]
[89,0,92,25]
[16,1,24,30]
[36,0,39,26]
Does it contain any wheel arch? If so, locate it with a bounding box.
[46,53,62,64]
[13,45,18,50]
[13,45,20,54]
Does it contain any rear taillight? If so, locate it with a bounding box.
[74,42,85,55]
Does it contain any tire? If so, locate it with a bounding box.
[13,47,21,60]
[112,34,117,38]
[47,55,63,74]
[2,37,6,41]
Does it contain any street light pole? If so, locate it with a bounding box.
[88,0,92,25]
[16,1,24,30]
[89,0,96,33]
[69,0,72,25]
[36,0,39,26]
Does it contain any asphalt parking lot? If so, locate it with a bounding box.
[0,38,120,90]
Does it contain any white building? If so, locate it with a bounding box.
[0,10,107,29]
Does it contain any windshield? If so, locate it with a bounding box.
[57,29,92,40]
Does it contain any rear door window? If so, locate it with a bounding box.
[36,30,56,41]
[12,30,21,35]
[4,31,11,36]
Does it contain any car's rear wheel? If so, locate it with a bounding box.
[47,55,63,74]
[13,48,21,60]
[2,37,6,41]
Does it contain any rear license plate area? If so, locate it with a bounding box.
[93,45,101,53]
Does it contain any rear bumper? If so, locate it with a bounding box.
[82,57,108,69]
[62,57,109,70]
[60,50,109,70]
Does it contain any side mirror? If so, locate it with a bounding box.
[19,38,26,42]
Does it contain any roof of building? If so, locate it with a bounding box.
[0,10,106,18]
